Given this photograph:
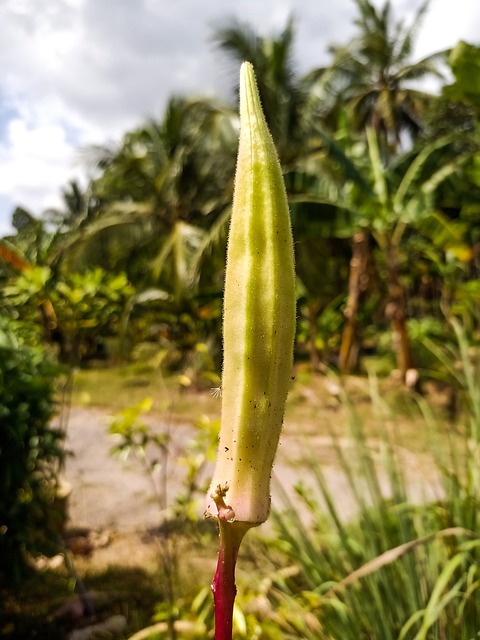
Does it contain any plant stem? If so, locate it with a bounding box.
[212,520,251,640]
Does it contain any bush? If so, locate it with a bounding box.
[0,319,65,586]
[237,329,480,639]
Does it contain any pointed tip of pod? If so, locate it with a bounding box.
[240,61,255,90]
[239,60,254,82]
[239,61,268,137]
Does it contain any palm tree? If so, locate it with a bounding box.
[213,18,373,370]
[309,0,450,374]
[339,128,468,380]
[44,180,98,231]
[53,97,239,363]
[66,96,238,287]
[213,17,310,168]
[321,0,446,152]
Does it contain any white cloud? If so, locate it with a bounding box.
[0,115,76,210]
[414,0,480,58]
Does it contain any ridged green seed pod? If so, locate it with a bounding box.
[206,62,296,525]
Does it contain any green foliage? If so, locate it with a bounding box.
[405,316,453,372]
[108,397,166,455]
[74,97,237,287]
[123,290,223,386]
[215,328,480,639]
[0,318,65,586]
[108,396,219,528]
[448,41,480,109]
[2,266,134,363]
[267,499,480,639]
[53,268,134,362]
[320,0,445,150]
[108,394,219,640]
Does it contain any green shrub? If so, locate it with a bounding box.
[0,319,65,586]
[2,266,134,364]
[233,327,480,638]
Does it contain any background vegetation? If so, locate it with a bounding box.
[1,1,480,638]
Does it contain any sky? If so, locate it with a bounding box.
[1,0,479,236]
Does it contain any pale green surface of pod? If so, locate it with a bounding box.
[206,62,296,525]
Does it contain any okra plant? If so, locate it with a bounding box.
[205,62,296,640]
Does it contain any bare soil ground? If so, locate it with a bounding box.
[62,390,442,570]
[61,406,199,571]
[64,407,196,533]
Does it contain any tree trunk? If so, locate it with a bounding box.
[339,231,370,373]
[385,242,413,382]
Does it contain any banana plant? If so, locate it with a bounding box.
[205,62,296,640]
[340,127,470,379]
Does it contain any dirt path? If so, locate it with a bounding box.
[63,406,441,536]
[63,407,197,532]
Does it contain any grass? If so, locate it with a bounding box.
[229,327,480,639]
[69,362,223,422]
[5,332,478,639]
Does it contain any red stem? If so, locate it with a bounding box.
[212,521,251,640]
